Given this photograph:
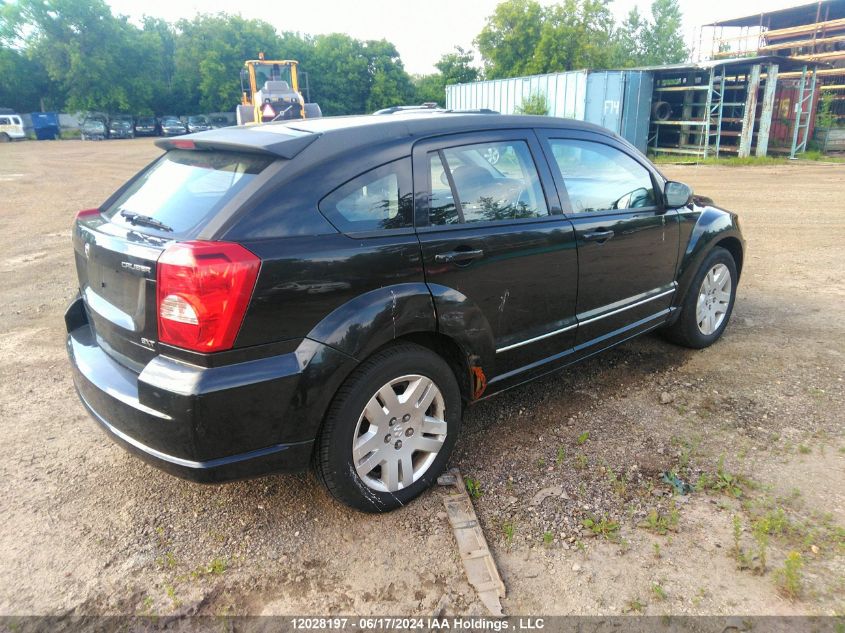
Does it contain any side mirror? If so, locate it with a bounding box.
[664,181,692,208]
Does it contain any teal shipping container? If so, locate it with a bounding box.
[445,70,654,153]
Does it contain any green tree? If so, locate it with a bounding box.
[172,14,282,113]
[435,46,479,85]
[3,0,154,112]
[515,93,548,115]
[364,39,415,112]
[476,0,544,78]
[413,73,446,105]
[640,0,687,65]
[533,0,618,73]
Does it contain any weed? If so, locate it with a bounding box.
[732,516,743,558]
[574,454,588,470]
[577,431,590,445]
[774,551,803,600]
[537,458,546,469]
[625,598,646,613]
[164,584,181,609]
[465,477,482,499]
[207,557,227,575]
[651,583,668,601]
[752,523,769,573]
[543,531,553,546]
[556,446,566,466]
[652,542,661,559]
[642,506,680,535]
[502,520,515,544]
[156,551,177,569]
[606,468,628,497]
[583,515,620,541]
[700,456,743,497]
[798,444,811,455]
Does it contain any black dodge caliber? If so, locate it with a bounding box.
[66,114,745,512]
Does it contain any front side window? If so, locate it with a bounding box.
[319,158,413,233]
[548,139,656,213]
[0,118,9,125]
[427,140,548,226]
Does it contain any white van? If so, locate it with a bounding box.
[0,114,26,142]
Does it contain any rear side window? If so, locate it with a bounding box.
[0,118,9,125]
[105,150,272,237]
[319,158,413,233]
[427,141,548,226]
[548,139,656,213]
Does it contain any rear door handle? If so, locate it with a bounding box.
[434,249,485,264]
[583,229,614,243]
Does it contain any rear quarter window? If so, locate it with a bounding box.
[318,158,413,234]
[104,150,272,237]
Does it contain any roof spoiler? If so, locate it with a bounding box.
[155,127,319,159]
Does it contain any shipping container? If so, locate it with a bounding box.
[445,70,654,152]
[768,79,820,150]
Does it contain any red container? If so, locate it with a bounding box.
[768,79,820,148]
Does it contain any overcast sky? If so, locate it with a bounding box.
[106,0,804,75]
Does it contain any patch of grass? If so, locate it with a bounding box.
[577,431,590,445]
[583,515,620,541]
[502,520,515,544]
[574,454,588,470]
[537,457,546,469]
[556,446,566,466]
[652,542,661,559]
[752,521,770,573]
[651,583,668,601]
[642,506,680,535]
[650,153,845,166]
[543,531,553,546]
[191,557,227,579]
[774,551,803,600]
[465,477,482,499]
[798,444,812,455]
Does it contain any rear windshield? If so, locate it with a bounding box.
[105,150,272,237]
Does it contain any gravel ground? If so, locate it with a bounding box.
[0,139,843,617]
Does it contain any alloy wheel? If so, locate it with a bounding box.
[696,263,732,335]
[352,374,447,492]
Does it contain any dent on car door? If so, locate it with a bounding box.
[540,133,681,347]
[413,131,579,386]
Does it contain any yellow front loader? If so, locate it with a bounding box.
[236,53,321,125]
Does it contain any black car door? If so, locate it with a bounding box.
[413,130,579,378]
[538,131,680,346]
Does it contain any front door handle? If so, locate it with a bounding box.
[434,249,485,264]
[583,229,615,243]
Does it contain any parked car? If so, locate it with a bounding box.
[160,116,186,136]
[207,114,234,129]
[80,118,107,141]
[66,114,745,512]
[134,115,159,137]
[109,115,135,139]
[0,112,25,142]
[186,115,211,133]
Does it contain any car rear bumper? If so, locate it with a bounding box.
[65,299,316,483]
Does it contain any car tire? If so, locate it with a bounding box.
[0,133,10,143]
[663,246,738,349]
[315,343,462,513]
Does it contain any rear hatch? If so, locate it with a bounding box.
[73,148,274,370]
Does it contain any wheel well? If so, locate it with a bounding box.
[715,237,743,277]
[394,332,473,404]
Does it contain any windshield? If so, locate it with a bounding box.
[83,121,105,131]
[104,150,273,237]
[162,118,181,126]
[138,117,155,125]
[188,116,207,124]
[252,62,293,90]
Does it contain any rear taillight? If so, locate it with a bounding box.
[76,208,100,221]
[156,241,260,353]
